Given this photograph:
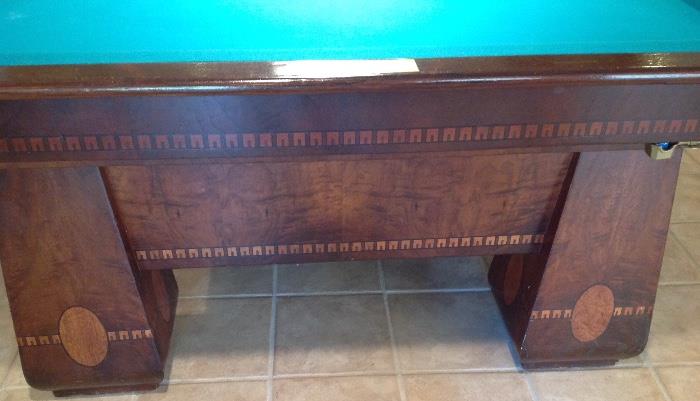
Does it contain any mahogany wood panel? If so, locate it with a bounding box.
[489,149,682,367]
[103,152,571,269]
[0,167,177,394]
[2,54,700,98]
[1,82,699,166]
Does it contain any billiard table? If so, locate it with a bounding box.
[1,0,700,396]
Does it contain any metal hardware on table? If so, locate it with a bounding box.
[646,141,700,160]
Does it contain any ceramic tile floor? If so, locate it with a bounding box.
[0,150,699,401]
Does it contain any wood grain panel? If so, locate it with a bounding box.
[490,149,681,367]
[1,80,699,165]
[103,152,571,268]
[0,167,176,393]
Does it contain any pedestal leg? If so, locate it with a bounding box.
[489,150,681,368]
[0,167,177,395]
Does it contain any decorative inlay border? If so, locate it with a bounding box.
[135,233,545,262]
[1,119,697,154]
[530,305,653,320]
[17,329,152,347]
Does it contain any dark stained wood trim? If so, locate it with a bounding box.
[2,53,700,99]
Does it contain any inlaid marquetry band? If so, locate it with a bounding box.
[533,294,652,344]
[17,329,153,348]
[17,306,154,367]
[530,305,653,320]
[1,119,697,154]
[134,233,544,262]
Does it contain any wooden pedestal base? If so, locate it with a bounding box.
[0,168,177,395]
[489,150,681,368]
[0,149,683,393]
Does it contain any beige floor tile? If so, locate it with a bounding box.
[671,174,700,223]
[0,269,7,306]
[277,261,379,293]
[682,149,700,174]
[166,298,271,380]
[2,357,26,389]
[530,368,665,401]
[615,353,644,367]
[389,292,515,371]
[0,305,17,386]
[273,376,399,401]
[174,266,273,297]
[659,232,700,284]
[404,372,531,401]
[274,295,393,374]
[656,366,700,401]
[138,381,266,401]
[646,285,700,363]
[381,257,488,290]
[672,223,700,265]
[0,387,133,401]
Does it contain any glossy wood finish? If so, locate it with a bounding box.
[2,54,700,98]
[0,53,699,395]
[489,150,682,367]
[0,167,177,395]
[103,153,569,269]
[1,82,700,167]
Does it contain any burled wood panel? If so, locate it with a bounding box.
[103,152,572,268]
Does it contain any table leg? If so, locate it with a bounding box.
[0,167,177,395]
[489,149,682,368]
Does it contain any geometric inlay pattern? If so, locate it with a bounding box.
[1,119,697,154]
[134,233,545,261]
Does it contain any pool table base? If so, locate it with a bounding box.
[0,149,681,395]
[490,150,680,368]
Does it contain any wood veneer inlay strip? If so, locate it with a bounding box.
[134,233,545,262]
[1,119,696,154]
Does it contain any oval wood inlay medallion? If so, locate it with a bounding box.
[58,306,109,367]
[503,255,524,306]
[571,285,615,343]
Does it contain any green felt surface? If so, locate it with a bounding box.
[2,0,700,66]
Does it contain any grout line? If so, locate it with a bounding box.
[273,371,397,379]
[658,281,700,287]
[179,287,492,301]
[669,220,700,225]
[667,229,700,271]
[402,367,520,375]
[0,352,18,391]
[179,293,272,300]
[648,366,674,401]
[378,261,408,401]
[160,367,601,385]
[519,363,648,373]
[636,352,674,401]
[277,290,383,297]
[523,373,542,401]
[266,265,278,401]
[164,376,269,385]
[646,361,700,367]
[387,288,491,294]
